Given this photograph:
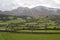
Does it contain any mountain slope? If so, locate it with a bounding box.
[0,6,60,16]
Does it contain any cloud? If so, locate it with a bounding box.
[16,0,60,8]
[0,0,19,11]
[0,0,60,11]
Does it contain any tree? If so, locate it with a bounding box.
[26,23,39,32]
[6,23,18,32]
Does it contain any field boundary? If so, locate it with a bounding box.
[0,30,60,34]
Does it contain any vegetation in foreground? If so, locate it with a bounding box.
[0,15,60,40]
[0,32,60,40]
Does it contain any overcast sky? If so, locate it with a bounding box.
[0,0,60,11]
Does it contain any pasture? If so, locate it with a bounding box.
[0,32,60,40]
[0,15,60,40]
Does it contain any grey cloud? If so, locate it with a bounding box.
[0,0,19,11]
[0,0,60,11]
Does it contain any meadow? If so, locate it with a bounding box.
[0,15,60,40]
[0,32,60,40]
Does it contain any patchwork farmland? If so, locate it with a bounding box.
[0,15,60,40]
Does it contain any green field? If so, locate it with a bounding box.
[0,15,60,31]
[0,32,60,40]
[0,15,60,40]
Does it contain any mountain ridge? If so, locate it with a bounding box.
[0,6,60,16]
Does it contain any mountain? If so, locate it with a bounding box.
[0,6,60,16]
[11,7,32,16]
[31,6,59,15]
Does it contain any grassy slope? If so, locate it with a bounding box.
[0,32,60,40]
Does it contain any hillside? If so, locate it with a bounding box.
[0,6,60,16]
